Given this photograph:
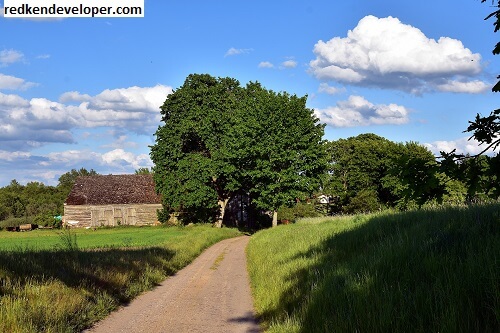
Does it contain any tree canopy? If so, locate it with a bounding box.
[150,74,326,227]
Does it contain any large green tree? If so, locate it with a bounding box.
[323,134,402,213]
[151,74,245,226]
[237,82,326,227]
[322,134,466,212]
[151,74,326,227]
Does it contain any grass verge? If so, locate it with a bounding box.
[0,225,240,332]
[247,204,500,333]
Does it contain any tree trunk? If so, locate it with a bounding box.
[272,210,278,228]
[214,198,229,228]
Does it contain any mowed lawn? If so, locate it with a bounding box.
[0,225,241,333]
[0,226,188,251]
[247,204,500,333]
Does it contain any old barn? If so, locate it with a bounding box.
[63,174,162,228]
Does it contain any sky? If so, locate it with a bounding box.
[0,0,498,187]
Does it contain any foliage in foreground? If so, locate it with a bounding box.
[247,204,500,333]
[0,225,240,333]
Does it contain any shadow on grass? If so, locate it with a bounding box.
[260,205,499,333]
[0,246,176,304]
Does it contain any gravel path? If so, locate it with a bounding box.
[84,236,260,333]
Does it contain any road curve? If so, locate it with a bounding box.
[84,236,260,333]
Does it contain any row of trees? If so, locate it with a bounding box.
[151,73,499,227]
[151,2,500,226]
[0,168,97,228]
[323,134,499,215]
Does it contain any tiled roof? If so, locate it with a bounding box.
[65,174,161,205]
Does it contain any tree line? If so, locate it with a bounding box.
[0,168,97,229]
[150,74,499,228]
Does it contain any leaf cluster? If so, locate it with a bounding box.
[150,74,327,225]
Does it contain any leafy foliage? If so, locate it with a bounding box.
[57,168,98,198]
[323,134,415,213]
[151,74,326,226]
[462,1,500,154]
[0,168,98,229]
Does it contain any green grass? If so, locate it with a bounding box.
[0,225,241,333]
[247,204,500,333]
[0,226,187,251]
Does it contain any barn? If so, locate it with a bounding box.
[63,174,162,228]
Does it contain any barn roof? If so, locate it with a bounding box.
[65,174,161,205]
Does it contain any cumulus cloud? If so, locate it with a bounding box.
[423,137,496,156]
[0,150,31,162]
[0,73,37,90]
[309,15,487,94]
[0,147,154,186]
[282,60,298,68]
[225,47,253,57]
[435,80,489,93]
[314,95,409,127]
[102,149,152,169]
[318,83,345,95]
[0,84,172,151]
[258,61,274,68]
[59,91,92,103]
[0,49,24,66]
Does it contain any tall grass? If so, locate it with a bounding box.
[247,204,500,332]
[0,225,240,332]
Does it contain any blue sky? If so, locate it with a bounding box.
[0,0,498,186]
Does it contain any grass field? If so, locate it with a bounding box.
[0,225,241,333]
[0,226,188,251]
[247,204,500,333]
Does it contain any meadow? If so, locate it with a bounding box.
[0,225,241,333]
[247,204,500,333]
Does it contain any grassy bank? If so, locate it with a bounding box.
[247,204,499,332]
[0,225,240,332]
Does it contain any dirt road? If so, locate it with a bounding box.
[84,236,260,333]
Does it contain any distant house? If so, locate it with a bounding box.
[63,174,162,228]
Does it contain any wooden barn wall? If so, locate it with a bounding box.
[63,204,162,228]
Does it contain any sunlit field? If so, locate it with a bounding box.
[247,204,500,333]
[0,225,241,333]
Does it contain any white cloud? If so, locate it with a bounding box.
[0,150,31,161]
[0,147,153,185]
[102,149,152,169]
[0,73,36,90]
[423,137,496,156]
[435,80,489,93]
[87,85,170,113]
[36,54,51,59]
[309,15,486,94]
[0,49,24,66]
[282,60,298,68]
[59,91,92,103]
[314,95,409,127]
[101,134,138,149]
[258,61,274,68]
[318,83,345,95]
[0,84,172,150]
[225,47,253,57]
[43,148,152,171]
